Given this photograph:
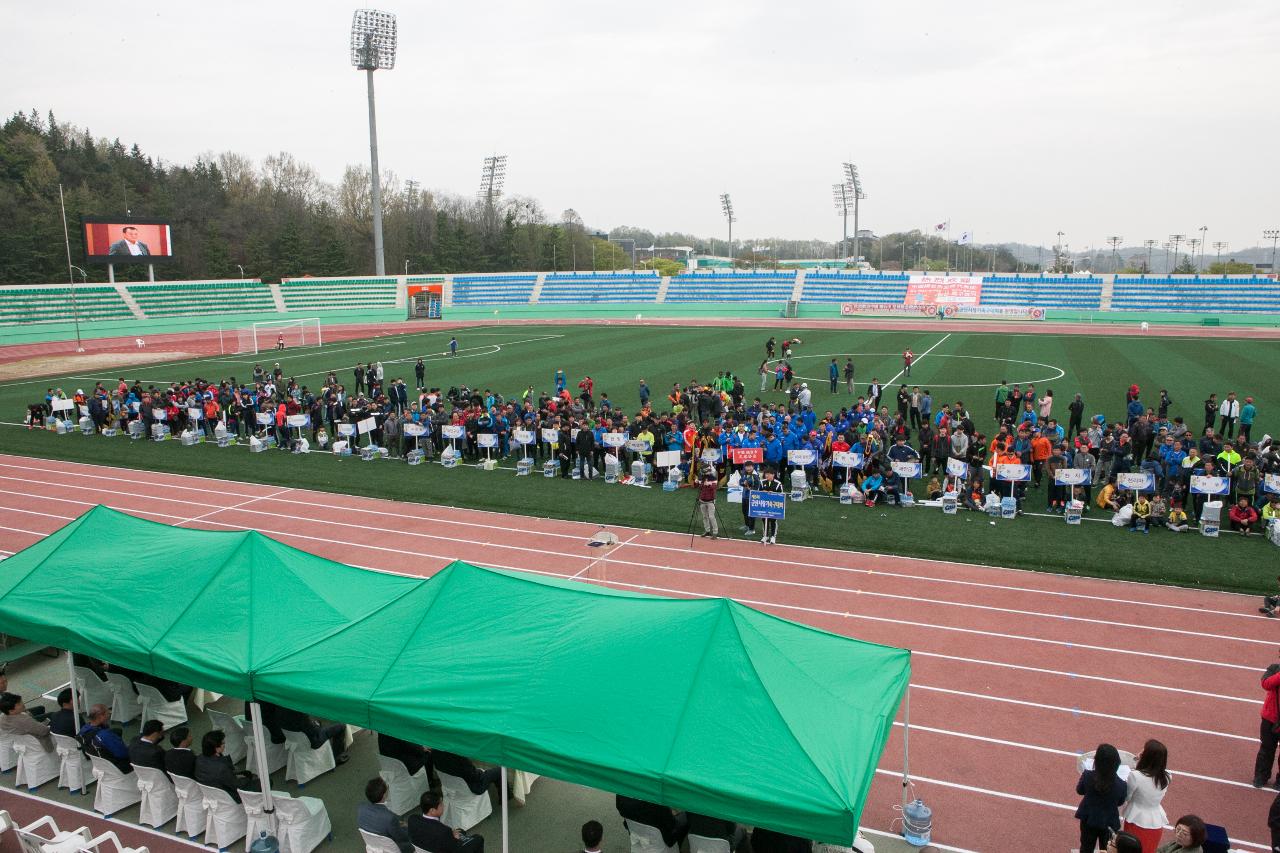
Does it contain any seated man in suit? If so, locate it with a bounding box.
[246,700,286,744]
[165,726,196,778]
[616,794,688,849]
[408,790,484,853]
[128,719,167,772]
[358,777,413,853]
[0,666,44,719]
[378,732,433,779]
[276,704,349,764]
[579,820,604,853]
[194,729,257,803]
[0,693,54,753]
[687,812,749,851]
[46,689,78,737]
[432,749,501,796]
[78,703,132,774]
[751,826,812,853]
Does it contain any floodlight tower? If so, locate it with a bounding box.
[478,155,508,228]
[833,183,852,260]
[1142,239,1157,273]
[843,162,865,262]
[720,193,736,266]
[1168,233,1185,272]
[1212,241,1228,267]
[1186,238,1201,271]
[1265,230,1280,273]
[350,9,397,276]
[1106,236,1123,271]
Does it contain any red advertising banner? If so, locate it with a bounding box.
[731,446,764,465]
[904,275,982,305]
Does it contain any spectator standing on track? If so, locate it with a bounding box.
[1075,743,1127,853]
[1120,739,1170,853]
[1254,657,1280,787]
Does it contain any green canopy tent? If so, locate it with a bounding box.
[0,505,911,845]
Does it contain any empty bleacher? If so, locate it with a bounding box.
[1110,276,1280,313]
[665,272,797,303]
[279,276,398,311]
[538,272,661,303]
[980,280,1103,310]
[451,274,537,305]
[800,273,909,303]
[127,280,275,317]
[0,286,134,325]
[984,274,1103,285]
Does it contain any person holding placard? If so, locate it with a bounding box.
[757,467,784,544]
[739,460,762,537]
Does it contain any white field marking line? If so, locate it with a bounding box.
[858,828,976,853]
[891,719,1266,792]
[0,472,1263,656]
[3,486,1257,707]
[911,683,1254,742]
[0,451,1260,607]
[571,532,641,580]
[0,458,1259,628]
[173,486,293,527]
[0,786,211,849]
[0,514,1263,758]
[883,332,951,387]
[871,768,1274,852]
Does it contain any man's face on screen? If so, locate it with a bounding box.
[122,227,139,243]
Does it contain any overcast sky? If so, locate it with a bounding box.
[5,0,1276,251]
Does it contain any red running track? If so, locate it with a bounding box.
[0,452,1272,851]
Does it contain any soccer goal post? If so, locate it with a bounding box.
[235,318,323,354]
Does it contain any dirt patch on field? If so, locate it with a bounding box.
[0,351,196,384]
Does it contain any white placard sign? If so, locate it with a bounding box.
[153,408,168,421]
[1054,468,1091,486]
[403,422,427,437]
[655,450,682,468]
[1116,472,1154,491]
[51,398,74,412]
[477,433,499,448]
[701,448,721,462]
[541,428,559,443]
[256,412,273,425]
[187,408,202,422]
[79,404,91,417]
[890,460,922,478]
[946,457,969,478]
[513,429,535,445]
[287,414,310,428]
[337,423,357,437]
[357,416,377,435]
[625,439,650,453]
[787,448,815,466]
[1265,473,1280,495]
[441,424,466,440]
[602,432,629,448]
[995,463,1032,482]
[1189,475,1230,495]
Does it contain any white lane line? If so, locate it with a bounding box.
[571,532,641,580]
[0,474,1263,658]
[0,509,1262,745]
[0,453,1260,614]
[884,332,951,387]
[174,487,294,527]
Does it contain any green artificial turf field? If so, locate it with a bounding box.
[2,322,1276,594]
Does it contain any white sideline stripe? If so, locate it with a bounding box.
[0,469,1259,652]
[2,484,1256,706]
[0,515,1264,801]
[0,480,1261,681]
[875,768,1273,851]
[912,684,1253,742]
[173,486,293,527]
[860,827,975,853]
[0,785,208,848]
[0,452,1260,613]
[884,332,951,387]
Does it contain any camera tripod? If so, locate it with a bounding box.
[686,488,730,548]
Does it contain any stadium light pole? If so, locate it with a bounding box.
[1142,239,1157,274]
[57,183,84,353]
[720,193,735,267]
[478,155,508,227]
[832,183,851,260]
[1106,236,1123,272]
[1161,241,1174,273]
[1212,241,1228,268]
[843,162,864,263]
[1197,225,1208,269]
[350,9,397,277]
[1168,233,1185,273]
[1265,230,1280,273]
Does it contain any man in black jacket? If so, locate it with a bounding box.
[615,795,688,849]
[378,733,432,779]
[431,750,500,795]
[128,719,167,773]
[277,705,349,764]
[194,730,257,803]
[408,790,484,852]
[46,689,77,737]
[165,727,196,778]
[575,423,596,480]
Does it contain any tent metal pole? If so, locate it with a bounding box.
[901,682,911,810]
[500,765,509,853]
[65,650,80,732]
[248,701,276,814]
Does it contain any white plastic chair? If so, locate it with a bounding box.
[134,682,187,729]
[244,731,288,775]
[52,732,94,795]
[198,783,249,851]
[438,770,493,831]
[72,665,115,709]
[88,755,141,816]
[13,815,93,853]
[0,728,15,772]
[172,773,206,839]
[133,764,178,828]
[275,793,333,853]
[103,672,142,723]
[689,834,732,853]
[625,820,678,853]
[12,734,60,790]
[359,829,405,853]
[208,709,249,765]
[378,755,430,815]
[239,789,279,849]
[282,729,334,786]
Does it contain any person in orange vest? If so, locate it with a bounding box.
[1030,427,1053,488]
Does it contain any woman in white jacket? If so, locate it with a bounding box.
[1122,739,1171,853]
